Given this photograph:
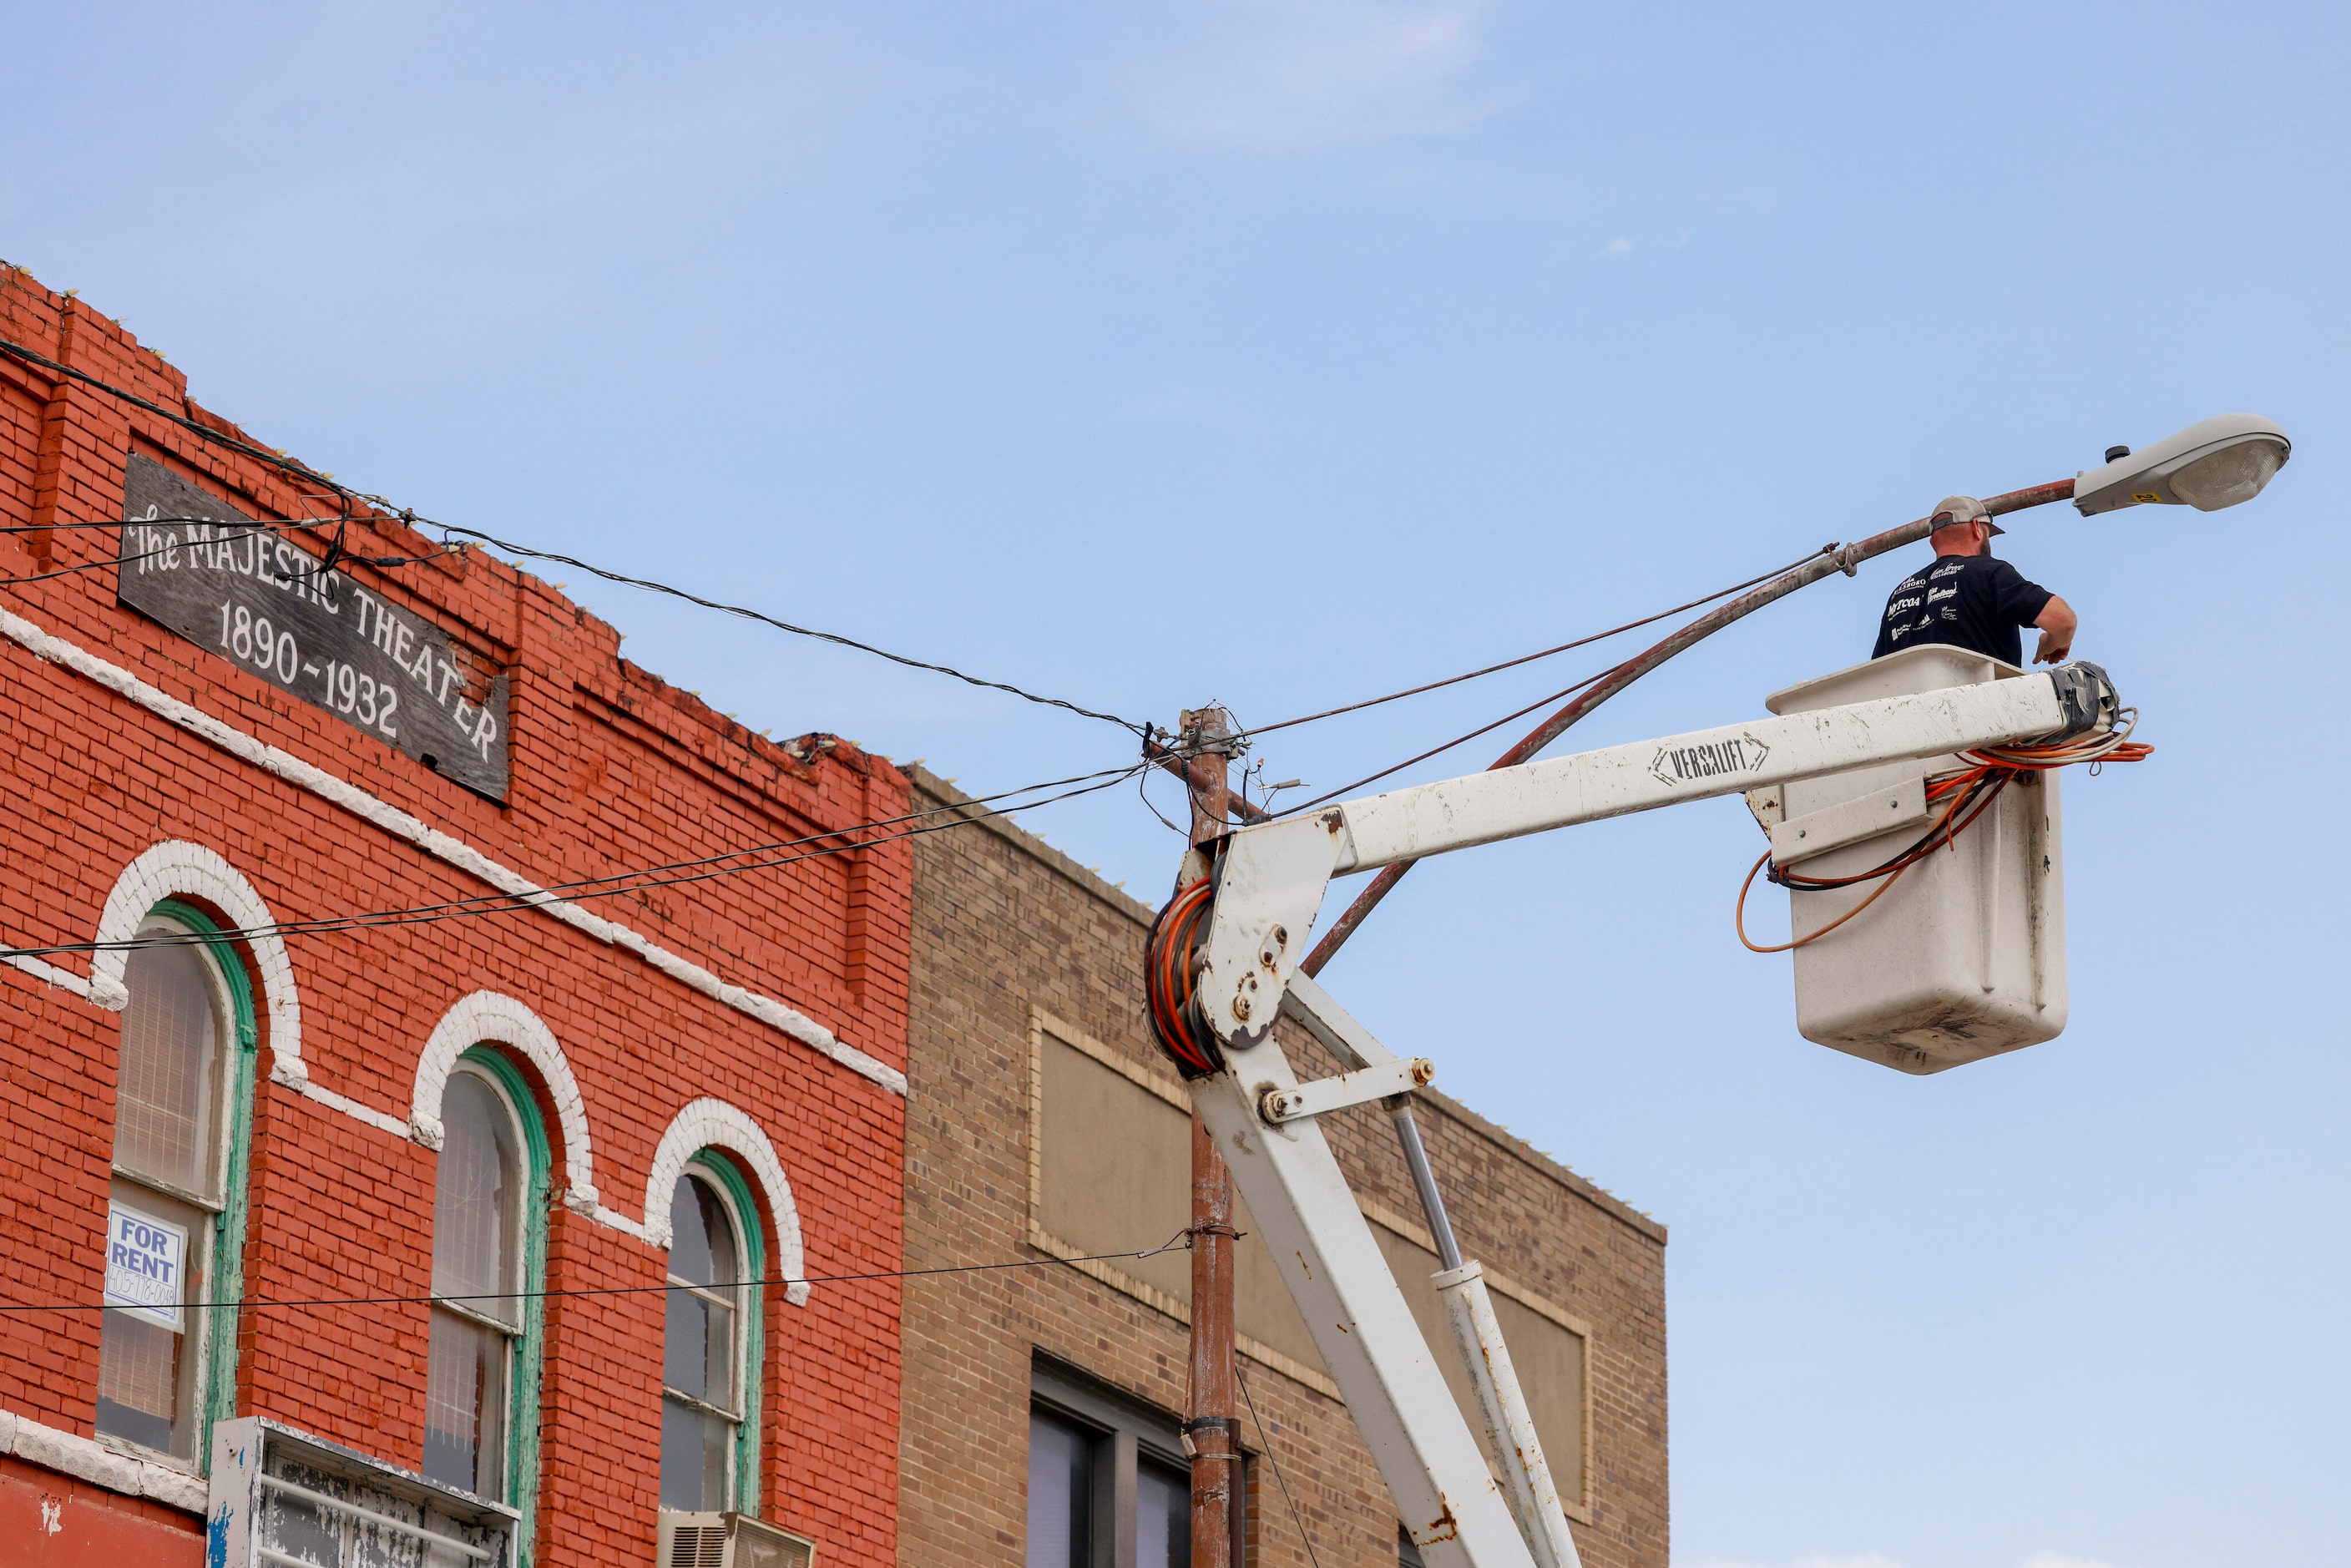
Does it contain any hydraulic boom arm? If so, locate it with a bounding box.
[1168,665,2116,1568]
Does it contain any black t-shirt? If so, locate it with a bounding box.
[1872,553,2055,665]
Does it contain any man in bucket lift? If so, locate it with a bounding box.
[1874,494,2080,666]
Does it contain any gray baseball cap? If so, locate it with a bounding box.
[1930,494,2003,535]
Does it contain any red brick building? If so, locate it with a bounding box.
[0,267,910,1565]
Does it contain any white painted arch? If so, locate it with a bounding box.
[92,839,296,1060]
[411,991,600,1213]
[644,1100,809,1308]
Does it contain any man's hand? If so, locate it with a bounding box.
[2033,595,2078,664]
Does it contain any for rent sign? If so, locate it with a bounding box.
[104,1205,188,1331]
[116,456,511,798]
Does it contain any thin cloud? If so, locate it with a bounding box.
[1145,0,1496,151]
[1598,231,1694,261]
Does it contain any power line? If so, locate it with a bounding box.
[1241,545,1830,741]
[0,333,1148,738]
[428,521,1148,736]
[0,760,1151,963]
[0,1233,1197,1316]
[1236,1360,1324,1568]
[1272,665,1617,816]
[1150,546,1838,830]
[0,517,455,589]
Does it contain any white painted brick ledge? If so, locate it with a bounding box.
[0,603,905,1097]
[0,1407,206,1514]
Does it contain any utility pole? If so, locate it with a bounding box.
[1175,707,1241,1568]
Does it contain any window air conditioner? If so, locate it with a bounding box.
[207,1415,520,1567]
[658,1510,816,1568]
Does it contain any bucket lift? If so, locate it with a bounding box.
[1147,661,2124,1568]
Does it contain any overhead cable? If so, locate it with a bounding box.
[0,761,1150,963]
[0,1232,1197,1316]
[0,515,453,589]
[427,519,1148,736]
[1236,1361,1325,1568]
[1241,547,1828,741]
[0,334,1148,738]
[1271,665,1616,817]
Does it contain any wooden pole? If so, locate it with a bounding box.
[1177,708,1238,1568]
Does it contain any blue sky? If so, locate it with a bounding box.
[8,4,2344,1564]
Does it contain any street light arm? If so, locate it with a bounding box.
[1297,477,2078,977]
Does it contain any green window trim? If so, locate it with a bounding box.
[689,1151,767,1517]
[148,898,258,1469]
[456,1045,551,1568]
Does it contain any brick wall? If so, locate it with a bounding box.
[0,266,908,1565]
[902,767,1668,1568]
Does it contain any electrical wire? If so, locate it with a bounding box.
[428,521,1148,736]
[0,1232,1198,1317]
[0,333,1147,738]
[1270,663,1618,816]
[0,514,345,534]
[1241,547,1828,741]
[0,518,453,589]
[1140,551,1831,843]
[0,761,1151,963]
[1235,1359,1325,1568]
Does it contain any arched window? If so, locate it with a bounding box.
[660,1160,765,1514]
[98,905,255,1464]
[425,1053,548,1517]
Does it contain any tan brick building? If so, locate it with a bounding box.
[901,767,1669,1568]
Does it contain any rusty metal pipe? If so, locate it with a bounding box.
[1298,479,2077,978]
[1180,709,1241,1568]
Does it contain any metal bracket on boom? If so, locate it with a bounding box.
[1770,776,1929,867]
[1259,1057,1434,1124]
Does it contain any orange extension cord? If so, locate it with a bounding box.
[1737,722,2152,954]
[1145,876,1225,1078]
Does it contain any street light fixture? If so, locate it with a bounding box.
[2071,412,2293,516]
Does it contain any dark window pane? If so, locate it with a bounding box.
[1398,1523,1428,1568]
[664,1278,713,1402]
[661,1395,731,1511]
[1136,1459,1190,1568]
[95,1308,180,1453]
[423,1307,506,1496]
[670,1174,739,1287]
[1027,1409,1093,1568]
[661,1172,745,1509]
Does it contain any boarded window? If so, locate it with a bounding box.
[1034,1028,1326,1380]
[1031,1014,1590,1512]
